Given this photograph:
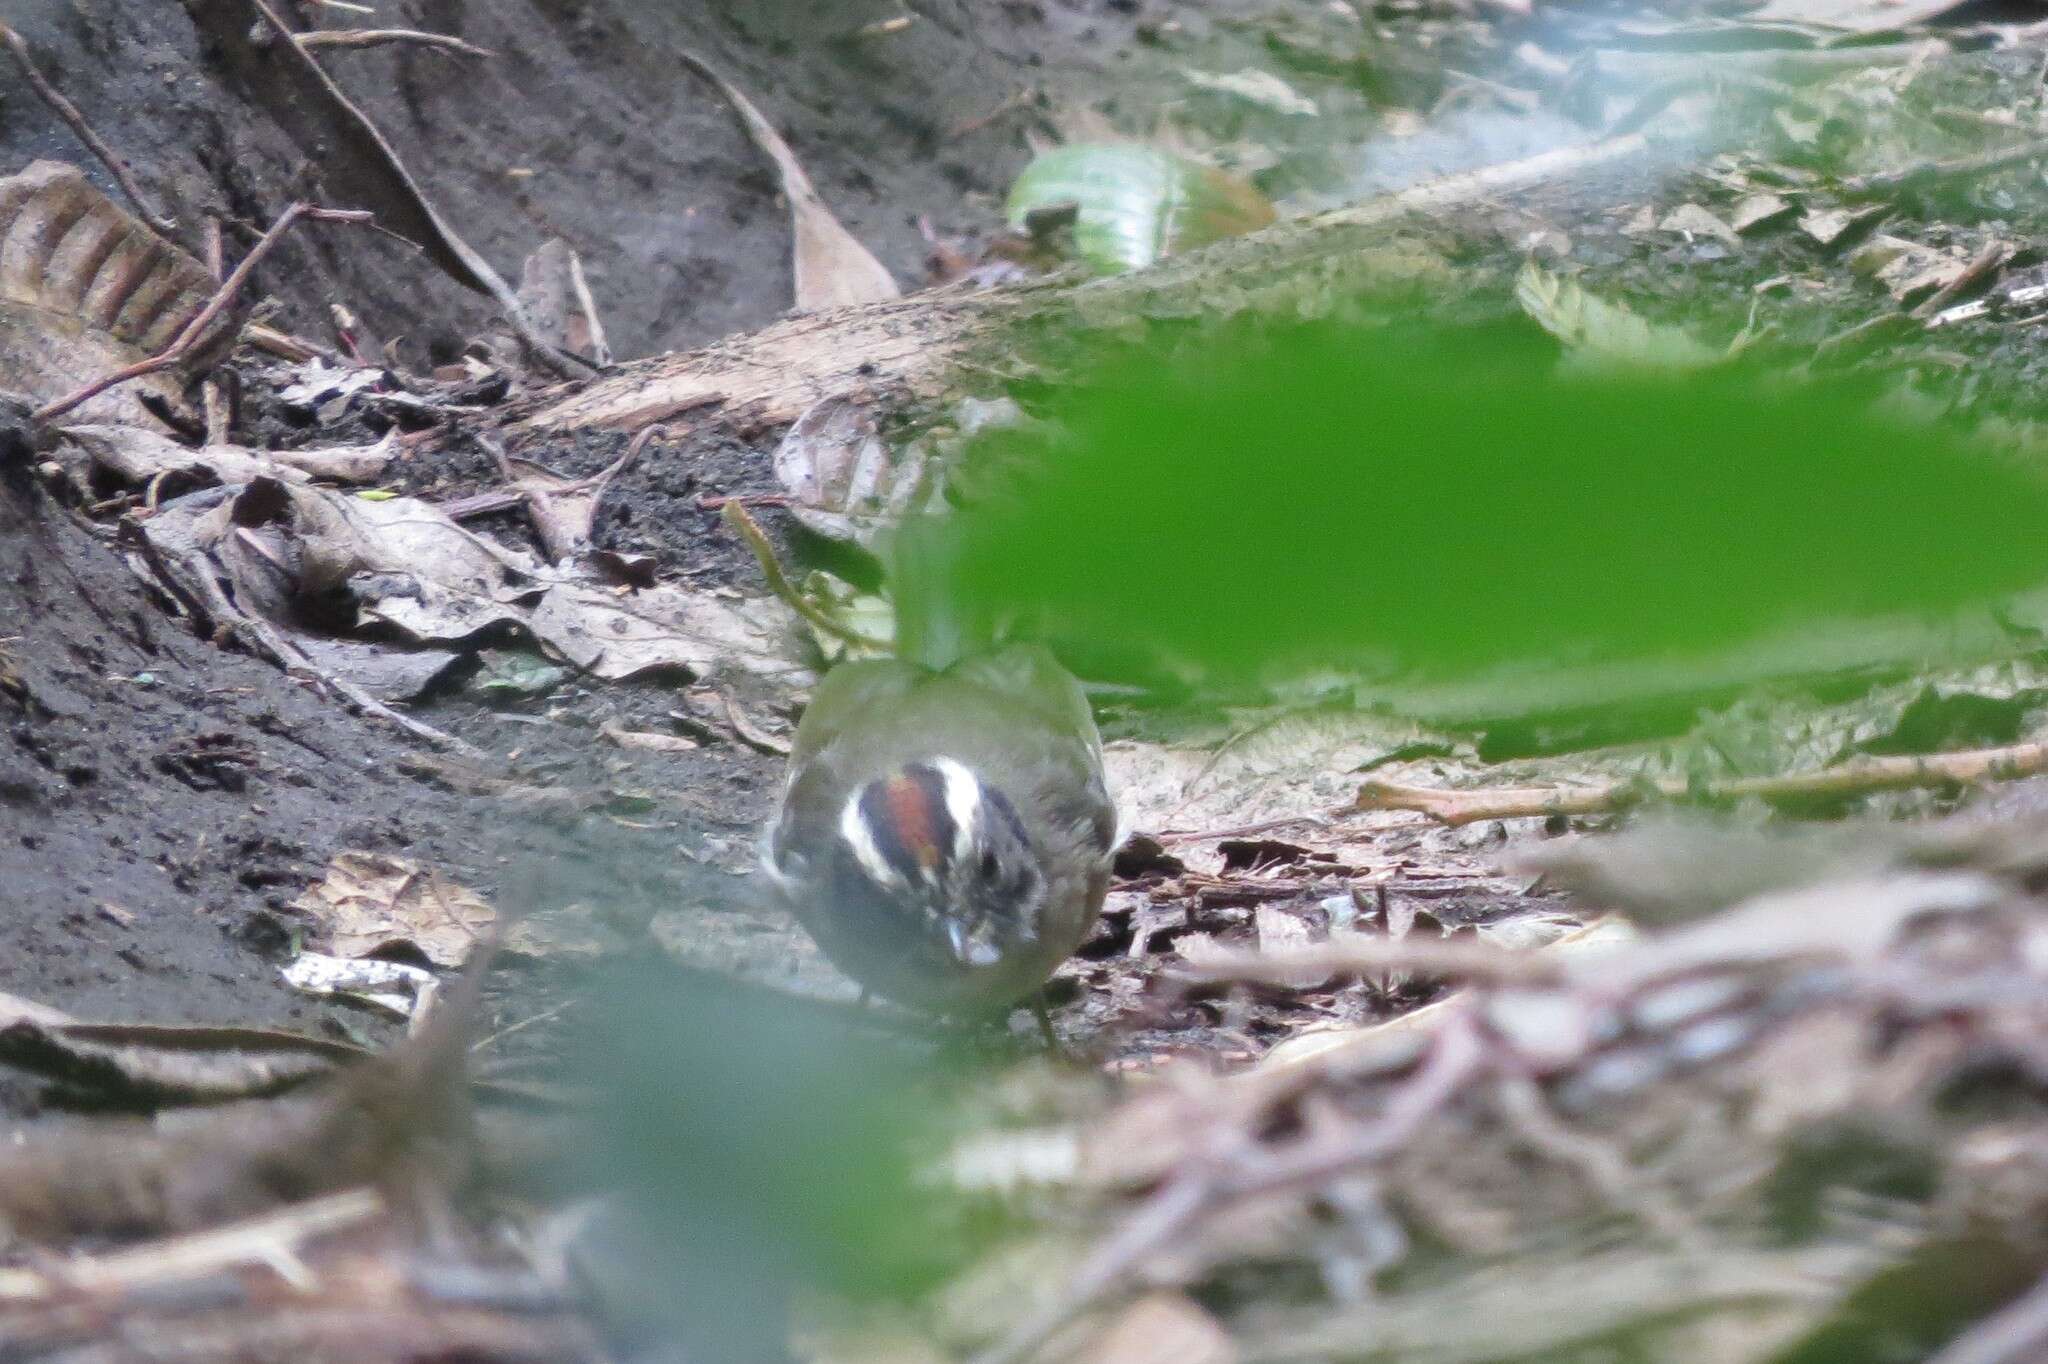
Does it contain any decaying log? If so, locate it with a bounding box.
[515,133,1657,434]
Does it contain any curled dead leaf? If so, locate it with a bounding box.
[291,850,496,968]
[0,161,219,426]
[678,52,901,311]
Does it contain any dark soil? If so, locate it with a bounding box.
[0,0,1189,364]
[0,0,1266,1074]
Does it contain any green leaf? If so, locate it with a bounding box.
[1516,262,1730,372]
[1005,143,1275,274]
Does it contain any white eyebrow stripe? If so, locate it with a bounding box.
[932,756,981,865]
[839,793,905,889]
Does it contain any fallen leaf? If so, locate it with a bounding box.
[0,161,218,426]
[1005,143,1276,273]
[291,850,496,968]
[771,393,943,549]
[1730,193,1795,234]
[1516,262,1727,371]
[679,52,900,310]
[1657,203,1741,246]
[517,238,612,366]
[282,950,440,1019]
[1797,204,1884,248]
[525,580,803,683]
[1183,67,1319,117]
[469,648,573,699]
[293,636,464,702]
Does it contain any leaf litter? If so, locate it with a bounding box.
[8,2,2048,1361]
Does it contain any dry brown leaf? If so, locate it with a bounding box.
[770,393,943,549]
[291,850,495,967]
[525,580,803,684]
[517,238,612,366]
[60,424,392,492]
[0,161,217,425]
[1658,203,1741,247]
[679,52,901,311]
[136,473,803,690]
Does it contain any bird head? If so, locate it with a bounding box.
[833,756,1046,969]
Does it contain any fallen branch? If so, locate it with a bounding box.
[32,203,372,425]
[0,22,179,239]
[1174,934,1566,989]
[1911,240,2012,322]
[295,27,495,58]
[973,1017,1488,1364]
[1842,133,2048,201]
[519,130,1660,433]
[1351,737,2048,826]
[0,1188,383,1301]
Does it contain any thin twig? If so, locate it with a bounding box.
[1910,241,2012,322]
[245,0,594,380]
[476,425,658,563]
[1175,936,1566,989]
[295,28,495,58]
[1352,737,2048,826]
[33,203,372,425]
[1842,134,2048,200]
[0,1189,384,1302]
[719,501,893,651]
[0,23,179,239]
[1492,1074,1702,1247]
[973,1017,1486,1364]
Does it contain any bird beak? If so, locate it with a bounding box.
[944,918,1000,968]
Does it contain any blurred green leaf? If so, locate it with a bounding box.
[928,320,2048,704]
[562,963,1001,1357]
[1516,262,1732,372]
[1005,143,1276,274]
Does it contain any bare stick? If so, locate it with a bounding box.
[0,23,178,239]
[0,1189,383,1302]
[1352,737,2048,826]
[1493,1074,1702,1247]
[295,28,495,58]
[973,1018,1486,1364]
[720,501,893,651]
[1843,134,2048,200]
[1175,936,1565,989]
[1911,241,2012,322]
[245,0,594,379]
[33,204,372,426]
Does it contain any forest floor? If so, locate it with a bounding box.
[6,1,2048,1361]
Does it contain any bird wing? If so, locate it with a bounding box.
[945,645,1118,863]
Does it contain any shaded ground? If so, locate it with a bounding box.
[1,0,1222,362]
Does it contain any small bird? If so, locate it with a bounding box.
[763,643,1117,1026]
